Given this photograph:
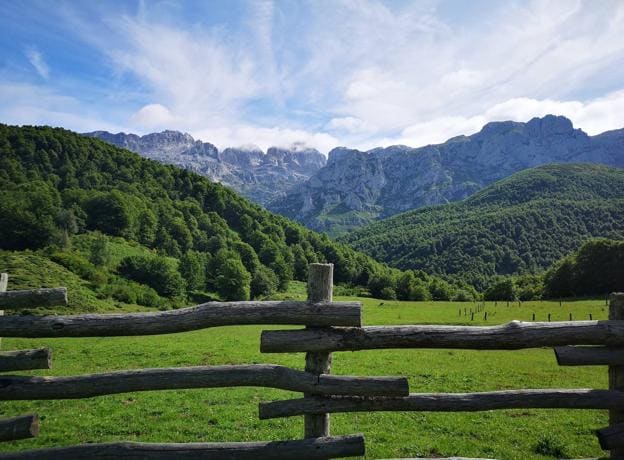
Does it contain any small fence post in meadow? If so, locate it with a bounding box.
[304,263,334,438]
[0,273,6,349]
[609,293,624,459]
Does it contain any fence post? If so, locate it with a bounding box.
[0,273,6,349]
[609,293,624,459]
[304,263,333,438]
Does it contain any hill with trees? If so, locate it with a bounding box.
[0,124,469,307]
[339,164,624,290]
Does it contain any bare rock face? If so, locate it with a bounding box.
[83,131,325,206]
[268,115,624,234]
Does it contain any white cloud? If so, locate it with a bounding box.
[307,0,624,148]
[130,103,175,130]
[25,46,50,79]
[326,116,375,135]
[6,0,624,153]
[380,90,624,148]
[193,124,340,154]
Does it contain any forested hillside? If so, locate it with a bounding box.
[0,124,465,306]
[340,164,624,289]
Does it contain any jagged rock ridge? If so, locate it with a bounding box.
[83,131,326,205]
[267,115,624,234]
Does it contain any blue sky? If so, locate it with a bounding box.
[1,0,624,153]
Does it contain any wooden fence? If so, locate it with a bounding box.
[0,264,623,459]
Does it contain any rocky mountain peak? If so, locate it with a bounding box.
[84,130,326,206]
[269,115,624,235]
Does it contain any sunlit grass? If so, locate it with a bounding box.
[0,297,610,459]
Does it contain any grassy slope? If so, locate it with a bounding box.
[0,234,168,314]
[0,292,609,459]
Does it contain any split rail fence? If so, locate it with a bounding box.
[0,264,623,459]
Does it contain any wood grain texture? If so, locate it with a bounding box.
[261,320,624,353]
[0,288,67,309]
[554,346,624,366]
[0,434,365,459]
[0,301,361,338]
[305,263,334,438]
[0,414,38,442]
[0,364,408,400]
[259,389,624,419]
[0,348,52,372]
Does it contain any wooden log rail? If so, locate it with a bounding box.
[258,389,624,419]
[0,434,365,459]
[0,414,39,442]
[0,349,52,372]
[261,320,624,353]
[0,364,409,400]
[0,288,67,310]
[0,300,361,338]
[598,422,624,450]
[554,346,624,366]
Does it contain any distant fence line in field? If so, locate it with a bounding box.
[0,267,623,459]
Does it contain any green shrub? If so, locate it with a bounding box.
[48,251,104,284]
[118,255,185,298]
[250,265,279,299]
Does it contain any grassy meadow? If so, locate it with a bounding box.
[0,283,611,459]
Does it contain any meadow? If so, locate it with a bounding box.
[0,287,610,459]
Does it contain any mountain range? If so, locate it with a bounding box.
[269,115,624,234]
[83,130,326,205]
[87,115,624,236]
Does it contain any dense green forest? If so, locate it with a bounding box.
[0,124,474,306]
[340,164,624,290]
[543,238,624,298]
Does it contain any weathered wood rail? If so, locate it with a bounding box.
[0,300,361,337]
[261,321,624,353]
[259,389,624,419]
[555,346,624,366]
[0,364,408,400]
[0,349,52,372]
[1,267,623,459]
[0,415,38,442]
[0,434,365,459]
[0,288,67,310]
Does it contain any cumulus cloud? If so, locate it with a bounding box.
[25,46,49,79]
[130,103,175,130]
[375,90,624,148]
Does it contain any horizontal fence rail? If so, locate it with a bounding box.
[259,389,624,419]
[0,301,362,338]
[597,422,624,450]
[0,288,67,310]
[0,414,39,442]
[261,320,624,353]
[0,434,365,460]
[0,364,408,400]
[0,349,52,372]
[554,346,624,366]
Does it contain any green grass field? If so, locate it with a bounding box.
[0,282,611,459]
